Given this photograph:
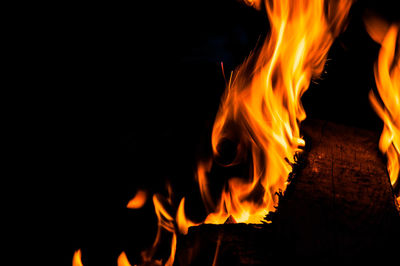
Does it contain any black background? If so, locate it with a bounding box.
[53,0,400,265]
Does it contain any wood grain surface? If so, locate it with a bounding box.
[175,119,400,265]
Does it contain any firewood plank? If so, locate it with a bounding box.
[175,119,400,265]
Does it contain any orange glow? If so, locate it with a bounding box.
[126,190,147,209]
[72,249,83,266]
[366,20,400,204]
[117,252,132,266]
[200,0,353,224]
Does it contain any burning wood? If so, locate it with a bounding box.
[224,215,237,224]
[175,120,400,264]
[198,0,353,225]
[129,0,354,264]
[71,1,400,265]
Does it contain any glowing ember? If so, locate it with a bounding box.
[365,17,400,207]
[72,249,83,266]
[127,190,147,209]
[199,0,353,224]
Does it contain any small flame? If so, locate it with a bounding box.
[138,194,199,265]
[242,0,263,10]
[72,249,83,266]
[141,194,177,266]
[127,190,147,209]
[196,160,215,213]
[366,18,400,204]
[176,197,199,235]
[199,0,353,224]
[118,252,132,266]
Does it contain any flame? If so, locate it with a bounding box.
[196,160,215,213]
[138,194,199,265]
[74,2,356,265]
[127,190,147,209]
[366,20,400,204]
[72,249,83,266]
[141,194,175,266]
[118,252,132,266]
[242,0,263,10]
[200,0,353,224]
[176,197,200,235]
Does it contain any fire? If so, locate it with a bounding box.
[118,252,132,266]
[72,1,357,265]
[127,190,147,209]
[199,0,353,224]
[141,194,176,266]
[72,249,83,266]
[365,18,400,206]
[176,197,200,235]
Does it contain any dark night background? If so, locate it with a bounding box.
[52,0,400,265]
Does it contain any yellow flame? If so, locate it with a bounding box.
[367,21,400,202]
[126,190,147,209]
[72,249,83,266]
[200,0,353,224]
[111,2,355,265]
[117,252,132,266]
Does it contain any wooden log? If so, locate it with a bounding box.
[174,119,400,265]
[275,119,399,257]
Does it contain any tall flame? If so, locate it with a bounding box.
[366,19,400,206]
[200,0,353,224]
[76,1,356,265]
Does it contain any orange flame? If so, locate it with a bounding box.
[366,19,400,206]
[76,2,356,265]
[118,252,132,266]
[141,194,175,265]
[139,194,199,265]
[176,197,200,235]
[72,249,83,266]
[196,159,215,213]
[200,0,353,224]
[127,190,147,209]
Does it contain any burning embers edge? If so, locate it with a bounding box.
[174,144,309,265]
[263,145,308,224]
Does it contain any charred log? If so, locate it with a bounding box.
[175,119,400,265]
